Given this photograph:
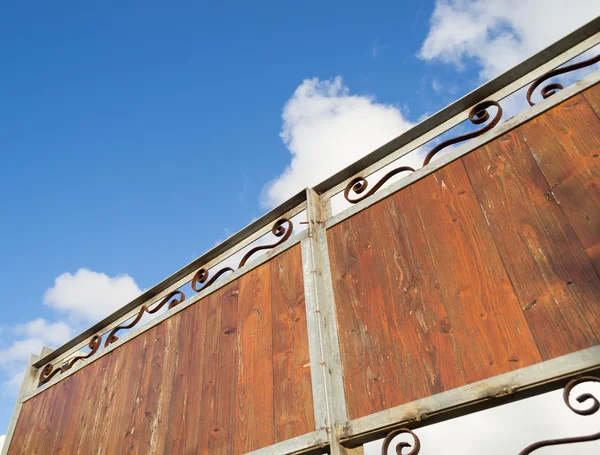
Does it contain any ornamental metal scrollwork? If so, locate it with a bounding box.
[379,376,599,454]
[519,376,600,454]
[39,335,102,385]
[343,100,503,204]
[191,218,293,293]
[381,428,421,455]
[344,166,415,204]
[526,53,600,106]
[104,290,185,347]
[422,100,503,166]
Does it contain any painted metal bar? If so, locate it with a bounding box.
[23,231,307,399]
[301,237,329,431]
[34,194,306,369]
[340,345,600,448]
[243,429,329,455]
[317,19,600,200]
[303,189,363,455]
[326,67,600,230]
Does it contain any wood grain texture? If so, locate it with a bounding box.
[327,186,468,419]
[462,128,600,359]
[520,88,600,277]
[328,159,542,420]
[8,245,313,455]
[271,246,314,442]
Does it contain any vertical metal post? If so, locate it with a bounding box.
[302,188,364,455]
[1,353,41,455]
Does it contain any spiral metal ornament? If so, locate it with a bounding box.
[342,100,502,204]
[104,290,185,347]
[238,218,293,267]
[344,166,415,204]
[519,376,600,454]
[39,335,103,385]
[423,100,503,166]
[191,267,234,293]
[526,53,600,106]
[191,218,294,294]
[381,428,421,455]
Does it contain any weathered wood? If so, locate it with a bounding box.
[327,188,467,420]
[328,159,543,419]
[271,245,315,441]
[408,161,542,378]
[235,260,275,453]
[580,83,600,274]
[462,129,600,359]
[8,247,311,455]
[520,89,600,278]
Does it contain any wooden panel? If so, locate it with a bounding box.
[462,129,600,359]
[235,261,275,453]
[327,186,468,419]
[271,246,314,441]
[520,89,600,276]
[328,159,542,420]
[8,245,313,455]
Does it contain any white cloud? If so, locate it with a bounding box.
[419,0,600,80]
[13,318,72,347]
[43,268,142,323]
[0,435,5,452]
[0,318,73,394]
[261,77,415,208]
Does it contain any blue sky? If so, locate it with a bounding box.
[1,0,599,449]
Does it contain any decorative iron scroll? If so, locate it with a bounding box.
[380,376,599,454]
[191,218,293,293]
[422,100,503,166]
[344,100,502,204]
[526,53,600,106]
[381,428,421,454]
[344,167,415,204]
[38,218,294,385]
[104,290,186,347]
[39,335,102,385]
[519,376,600,454]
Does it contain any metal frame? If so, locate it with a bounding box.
[5,16,600,455]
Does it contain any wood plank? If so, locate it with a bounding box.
[137,321,173,455]
[86,353,116,452]
[102,333,147,454]
[410,160,542,382]
[581,83,600,274]
[68,358,109,453]
[197,287,224,454]
[462,129,600,359]
[373,190,468,399]
[208,282,240,454]
[164,293,208,454]
[327,204,402,419]
[327,187,468,419]
[582,81,600,116]
[235,261,275,453]
[270,245,315,439]
[520,92,600,277]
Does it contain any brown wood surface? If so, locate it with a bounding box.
[328,160,542,419]
[8,245,314,455]
[462,129,600,359]
[328,85,600,420]
[520,88,600,277]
